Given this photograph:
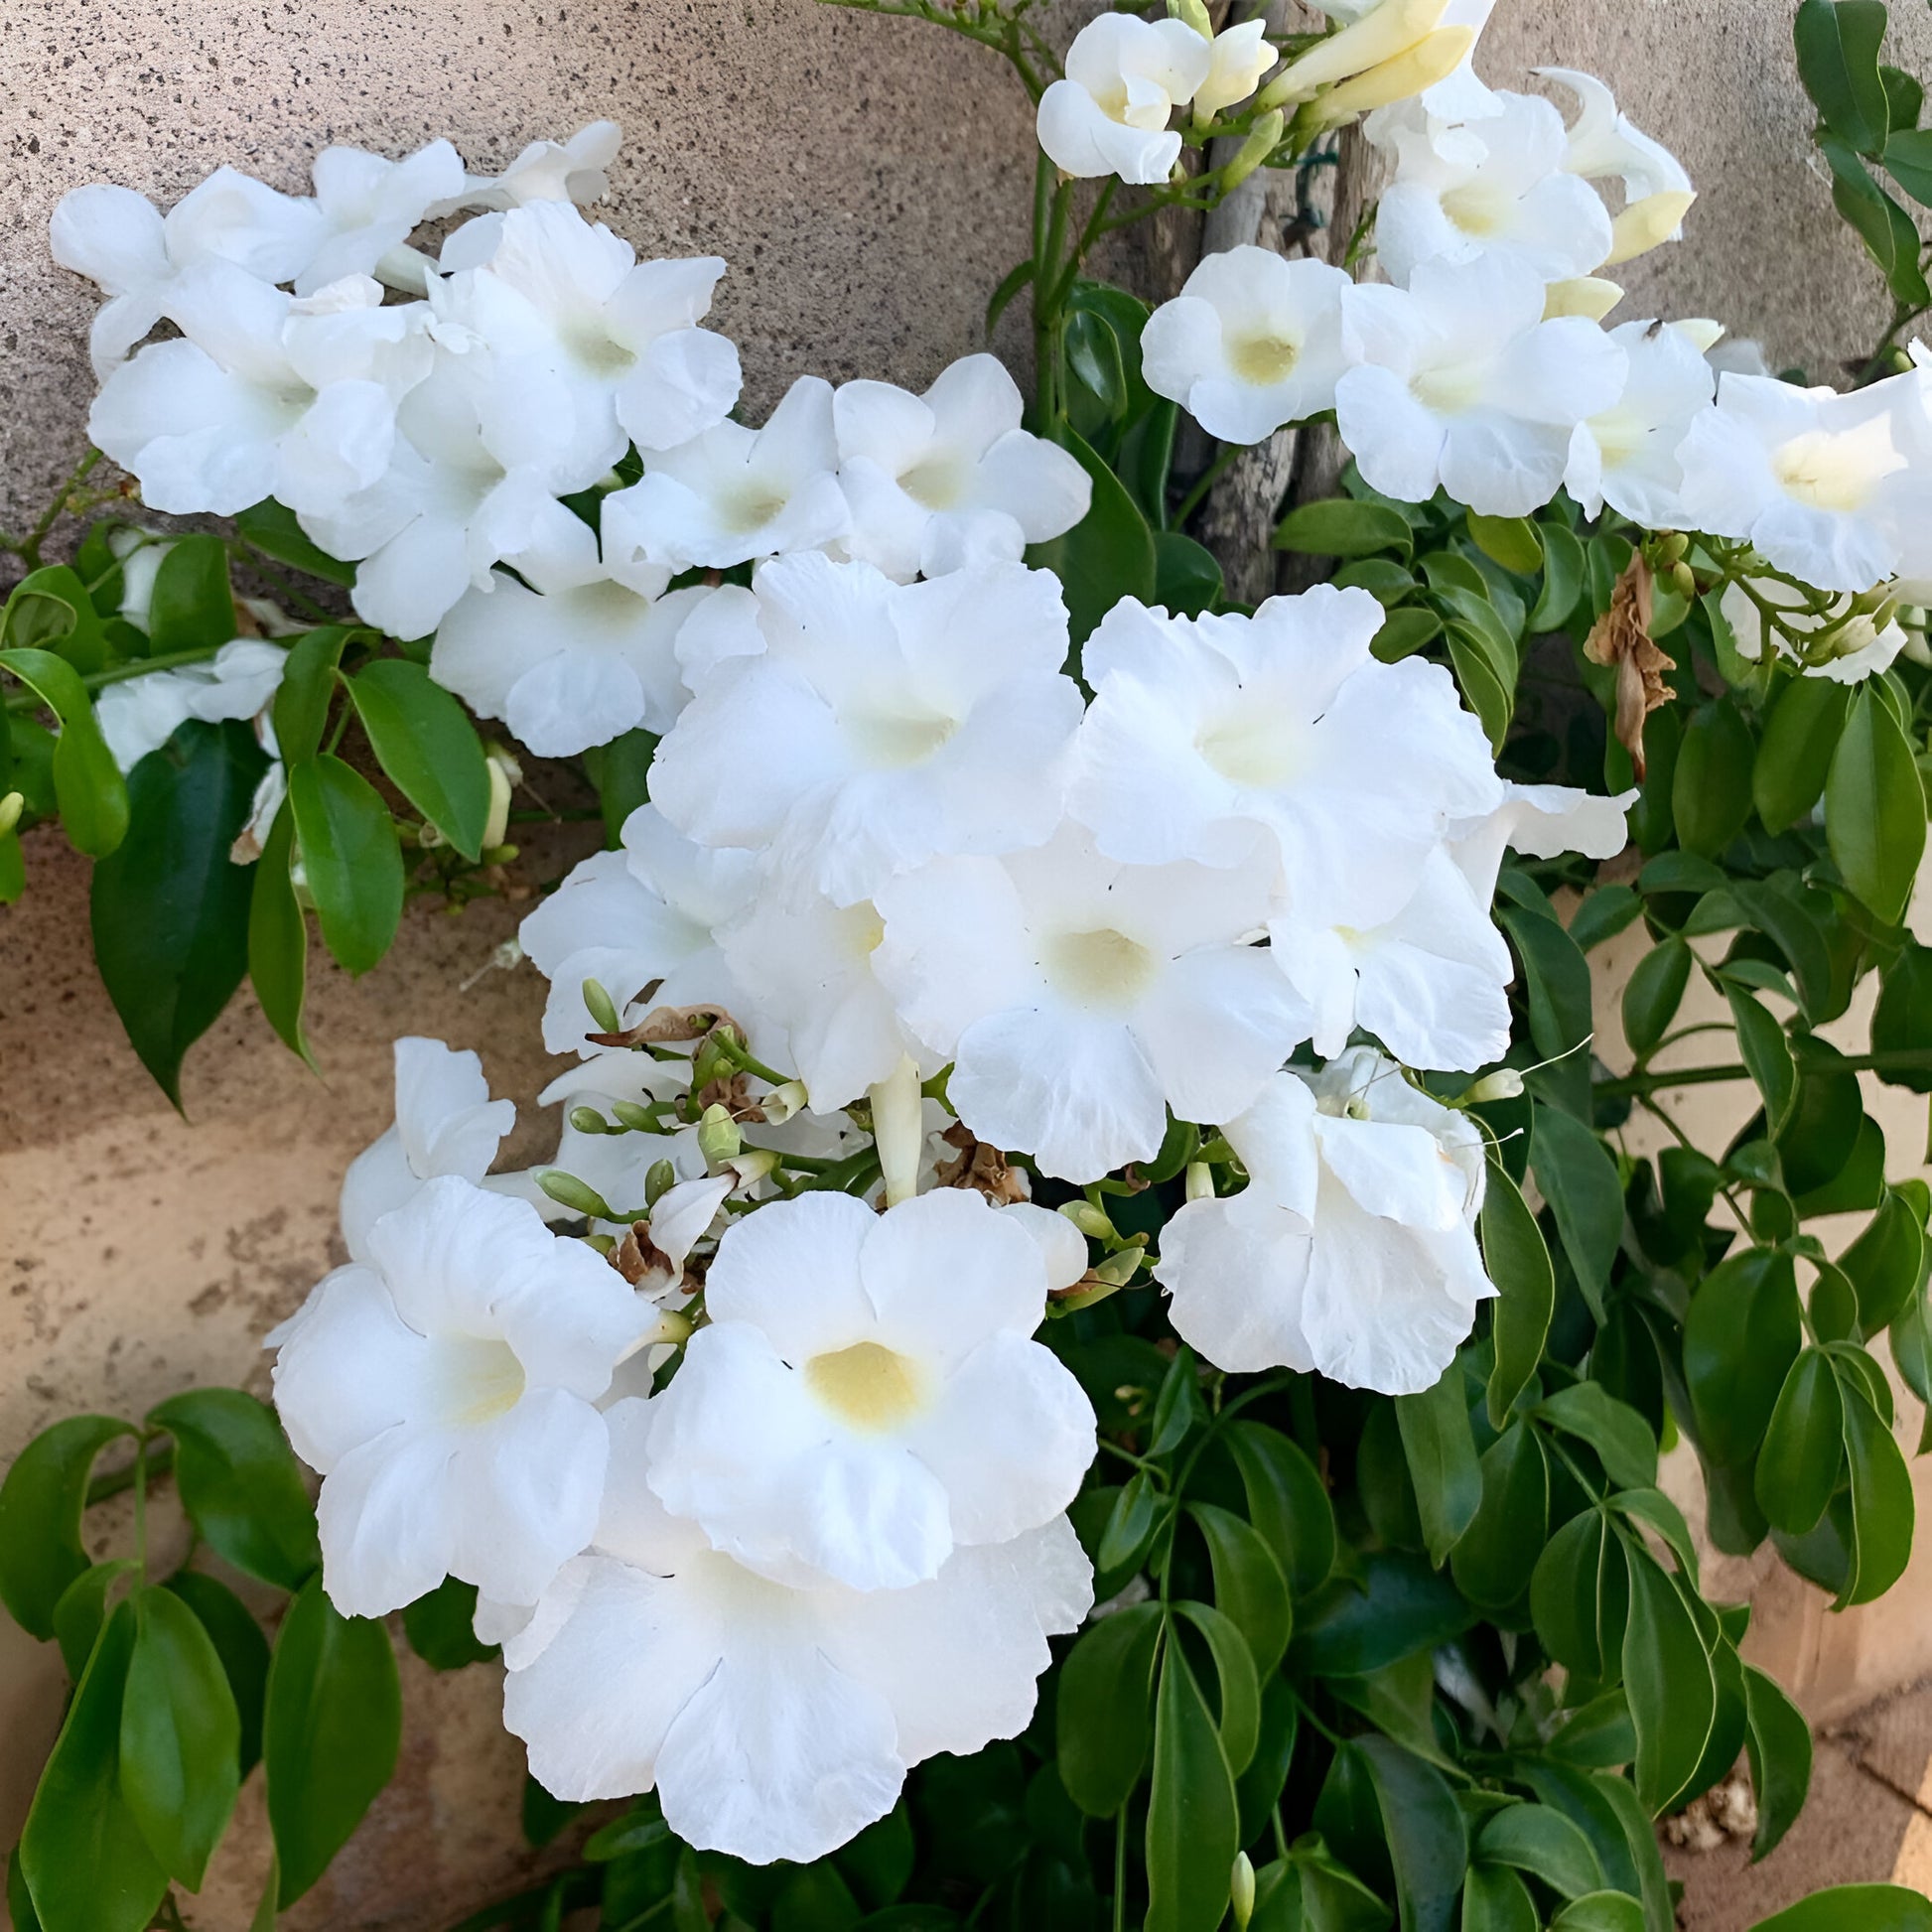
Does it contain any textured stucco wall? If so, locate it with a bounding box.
[6,2,1932,1928]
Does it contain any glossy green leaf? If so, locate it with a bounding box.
[580,726,657,849]
[1466,513,1541,575]
[347,658,491,862]
[1055,1598,1163,1817]
[1673,700,1755,858]
[1726,985,1799,1137]
[1500,904,1593,1071]
[1370,606,1441,661]
[1620,937,1692,1057]
[1224,1421,1335,1598]
[263,1576,401,1906]
[1531,1508,1628,1679]
[1173,1599,1260,1776]
[119,1584,240,1888]
[4,564,108,672]
[1144,1642,1238,1932]
[1273,497,1411,558]
[1551,1895,1646,1932]
[1838,1369,1914,1607]
[1451,1423,1548,1609]
[1396,1367,1481,1566]
[1822,135,1932,302]
[53,1560,139,1682]
[288,754,404,977]
[146,1389,320,1591]
[1447,626,1512,753]
[1095,1468,1161,1580]
[1346,1735,1467,1932]
[1186,1502,1291,1676]
[164,1571,271,1778]
[1548,1691,1636,1770]
[0,646,128,856]
[1780,1038,1866,1197]
[1530,1105,1624,1319]
[1757,1348,1845,1536]
[1461,1864,1537,1932]
[1842,1186,1927,1335]
[20,1598,169,1932]
[1753,674,1850,832]
[1292,1552,1470,1677]
[89,719,268,1103]
[1827,683,1925,924]
[271,628,349,765]
[236,499,357,586]
[1872,944,1932,1092]
[1741,1663,1812,1863]
[1796,0,1891,154]
[1148,1346,1202,1456]
[401,1576,497,1671]
[248,802,313,1065]
[1537,1383,1657,1490]
[1480,1162,1556,1428]
[1475,1803,1602,1899]
[1682,1248,1801,1465]
[145,535,235,654]
[1569,884,1644,955]
[1750,1885,1932,1930]
[1621,1550,1718,1815]
[0,1414,138,1639]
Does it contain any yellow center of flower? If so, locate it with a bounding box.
[840,900,888,961]
[1587,406,1646,471]
[1227,332,1301,387]
[722,483,790,534]
[804,1340,925,1431]
[898,455,968,510]
[563,319,637,377]
[1196,707,1298,787]
[437,1337,527,1428]
[1410,359,1485,416]
[1440,181,1510,238]
[1771,423,1901,515]
[846,704,959,769]
[1045,926,1159,1010]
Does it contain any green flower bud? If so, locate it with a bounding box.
[1466,1068,1524,1103]
[1168,0,1213,35]
[1222,109,1285,191]
[698,1102,743,1172]
[1060,1200,1116,1243]
[645,1158,678,1207]
[0,790,22,839]
[1670,562,1696,601]
[539,1170,616,1221]
[1231,1852,1257,1931]
[568,1105,613,1136]
[582,977,622,1035]
[613,1100,660,1132]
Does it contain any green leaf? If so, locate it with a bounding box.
[1451,1422,1548,1609]
[1531,523,1587,631]
[347,658,491,862]
[1551,1895,1646,1932]
[146,1389,320,1591]
[1757,1349,1846,1535]
[271,628,349,766]
[1370,606,1441,662]
[1499,904,1592,1072]
[1795,0,1891,155]
[1095,1468,1161,1580]
[582,728,657,849]
[1026,421,1156,651]
[1884,64,1926,134]
[1531,1105,1624,1320]
[1446,626,1512,753]
[1822,133,1932,306]
[288,754,404,977]
[1885,125,1932,201]
[1293,1552,1470,1677]
[1152,529,1222,620]
[1273,497,1412,558]
[773,1865,862,1932]
[1475,1804,1603,1899]
[1537,1383,1658,1490]
[1173,1600,1260,1776]
[1575,889,1647,958]
[146,535,236,654]
[1754,675,1850,832]
[248,802,313,1065]
[0,1415,138,1639]
[119,1583,241,1887]
[402,1576,497,1671]
[1480,1163,1556,1428]
[1750,1885,1932,1931]
[1548,1691,1636,1769]
[20,1598,170,1932]
[89,719,269,1103]
[1682,1248,1802,1465]
[1343,1736,1468,1932]
[1827,683,1926,924]
[1838,1369,1914,1606]
[1621,937,1692,1057]
[0,646,128,857]
[7,1846,44,1932]
[1873,944,1932,1091]
[1621,1550,1718,1815]
[1396,1368,1481,1566]
[1144,1642,1238,1932]
[1726,985,1799,1136]
[1672,700,1755,858]
[1055,1598,1163,1817]
[1223,1421,1335,1598]
[5,564,110,672]
[1186,1502,1291,1677]
[263,1576,401,1906]
[1532,1508,1628,1679]
[54,1560,139,1682]
[1740,1663,1812,1862]
[164,1571,271,1777]
[1062,307,1126,421]
[1148,1346,1202,1455]
[1461,1864,1537,1932]
[1466,513,1541,575]
[236,499,357,587]
[1842,1187,1926,1335]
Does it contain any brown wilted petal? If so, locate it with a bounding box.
[1584,555,1673,779]
[587,1002,750,1049]
[934,1121,1031,1206]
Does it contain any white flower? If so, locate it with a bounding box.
[430,519,693,757]
[1069,587,1502,928]
[602,374,849,572]
[1537,67,1693,204]
[832,354,1090,581]
[1721,580,1909,686]
[1336,253,1626,516]
[875,821,1310,1182]
[643,1190,1095,1589]
[1350,2,1501,130]
[1140,247,1353,446]
[500,1397,1092,1863]
[270,1175,662,1616]
[1157,1049,1492,1393]
[442,201,741,468]
[717,883,922,1111]
[1374,89,1613,287]
[1564,318,1715,526]
[338,1037,519,1262]
[1194,19,1275,119]
[1036,15,1213,185]
[299,350,598,639]
[89,266,432,518]
[517,803,760,1058]
[299,139,467,295]
[94,638,287,773]
[450,121,623,214]
[1675,369,1932,594]
[1448,779,1634,909]
[649,553,1080,907]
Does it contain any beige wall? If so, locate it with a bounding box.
[7,2,1932,1927]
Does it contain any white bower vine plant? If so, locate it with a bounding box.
[9,3,1932,1930]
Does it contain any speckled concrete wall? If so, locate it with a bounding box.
[6,3,1932,1928]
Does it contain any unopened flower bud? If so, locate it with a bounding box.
[1222,109,1285,190]
[1601,190,1696,267]
[645,1158,678,1208]
[612,1100,659,1133]
[729,1147,781,1187]
[1184,1160,1215,1202]
[482,745,521,851]
[1092,1245,1145,1286]
[581,977,621,1035]
[697,1102,742,1172]
[1671,317,1726,352]
[1543,276,1622,322]
[1306,24,1472,126]
[1168,0,1213,37]
[762,1077,809,1124]
[1467,1068,1524,1103]
[568,1105,613,1136]
[418,819,446,849]
[1258,0,1449,108]
[1670,562,1697,601]
[539,1170,616,1222]
[0,790,22,839]
[1231,1852,1257,1931]
[1060,1200,1116,1243]
[1655,531,1689,566]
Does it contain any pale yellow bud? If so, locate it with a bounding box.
[1231,1852,1258,1932]
[1061,1200,1116,1243]
[1468,1068,1525,1103]
[1600,190,1696,268]
[1671,317,1726,353]
[697,1102,743,1172]
[1543,276,1623,322]
[1305,25,1473,126]
[482,745,520,852]
[1184,1161,1215,1202]
[1222,109,1286,191]
[1258,0,1449,108]
[0,790,22,839]
[1169,0,1213,36]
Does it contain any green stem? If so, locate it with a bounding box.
[133,1441,150,1576]
[86,1439,174,1507]
[13,447,103,570]
[1114,1802,1130,1932]
[1595,1047,1932,1100]
[1173,444,1240,527]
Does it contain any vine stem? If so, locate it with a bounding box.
[1594,1047,1932,1100]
